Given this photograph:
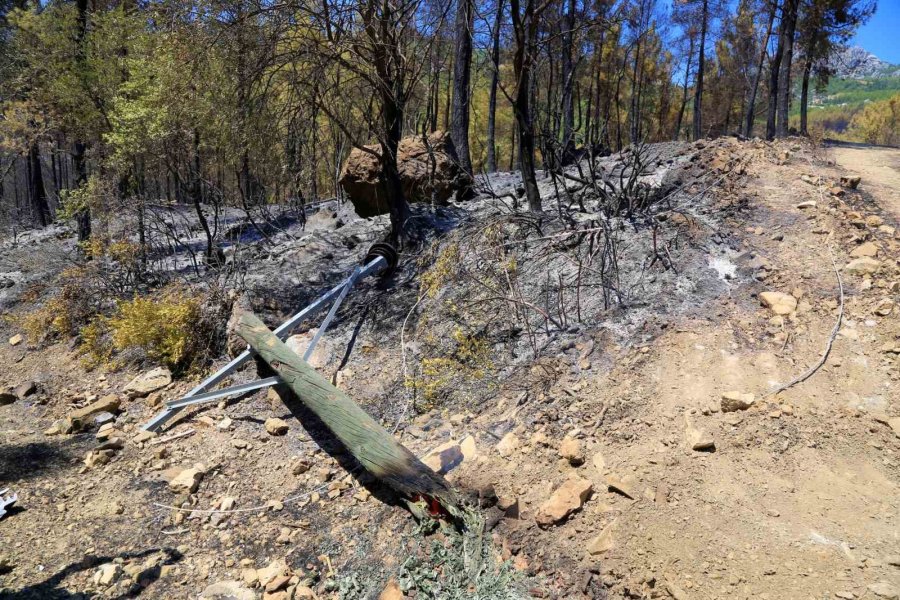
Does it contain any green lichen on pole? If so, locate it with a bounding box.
[232,309,460,515]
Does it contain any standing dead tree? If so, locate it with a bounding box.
[281,0,452,245]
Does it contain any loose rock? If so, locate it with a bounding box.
[558,437,585,466]
[868,582,899,600]
[759,291,797,315]
[721,391,755,412]
[14,381,38,399]
[124,367,172,398]
[94,563,122,586]
[264,417,289,436]
[168,464,207,494]
[850,242,879,258]
[587,519,617,555]
[840,175,861,189]
[496,432,520,458]
[379,577,404,600]
[200,581,256,600]
[844,257,881,276]
[535,477,593,526]
[70,395,121,421]
[685,417,715,451]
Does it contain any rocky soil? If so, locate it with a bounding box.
[0,137,898,600]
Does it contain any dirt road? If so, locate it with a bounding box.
[828,141,900,218]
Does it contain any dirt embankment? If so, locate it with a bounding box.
[1,137,898,600]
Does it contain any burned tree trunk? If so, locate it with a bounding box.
[233,309,460,513]
[486,0,505,173]
[28,142,51,227]
[744,2,775,138]
[692,0,708,141]
[451,0,474,175]
[776,0,799,138]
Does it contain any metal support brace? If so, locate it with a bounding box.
[140,249,392,432]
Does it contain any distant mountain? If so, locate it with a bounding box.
[828,46,900,79]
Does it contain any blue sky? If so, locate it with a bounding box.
[852,0,900,64]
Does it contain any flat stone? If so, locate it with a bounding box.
[124,367,172,398]
[199,581,256,600]
[70,395,121,421]
[721,391,755,412]
[241,568,258,586]
[605,473,637,499]
[379,578,403,600]
[496,432,520,458]
[285,331,333,369]
[94,563,122,586]
[134,430,156,444]
[256,559,290,588]
[759,291,797,315]
[844,257,881,276]
[168,464,207,493]
[685,418,714,451]
[888,417,900,439]
[265,574,290,593]
[423,439,465,474]
[264,417,289,436]
[535,476,593,527]
[850,242,879,258]
[591,452,606,473]
[796,200,817,209]
[14,381,38,399]
[868,582,899,600]
[587,519,617,555]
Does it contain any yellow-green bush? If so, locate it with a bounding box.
[419,241,460,299]
[79,286,203,371]
[17,265,98,341]
[848,94,900,146]
[406,327,493,409]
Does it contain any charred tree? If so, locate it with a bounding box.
[28,142,51,227]
[776,0,799,137]
[745,1,776,138]
[510,0,545,213]
[486,0,505,173]
[692,0,709,140]
[451,0,474,174]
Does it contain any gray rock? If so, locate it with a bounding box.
[200,581,257,600]
[124,367,172,398]
[14,381,38,399]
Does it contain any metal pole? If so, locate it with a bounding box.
[140,255,389,432]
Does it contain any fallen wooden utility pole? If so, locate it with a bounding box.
[232,309,461,517]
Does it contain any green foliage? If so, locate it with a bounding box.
[17,265,99,341]
[406,327,493,409]
[419,242,461,299]
[80,286,202,371]
[397,511,527,600]
[848,93,900,145]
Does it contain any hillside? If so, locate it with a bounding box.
[1,137,899,599]
[802,47,900,139]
